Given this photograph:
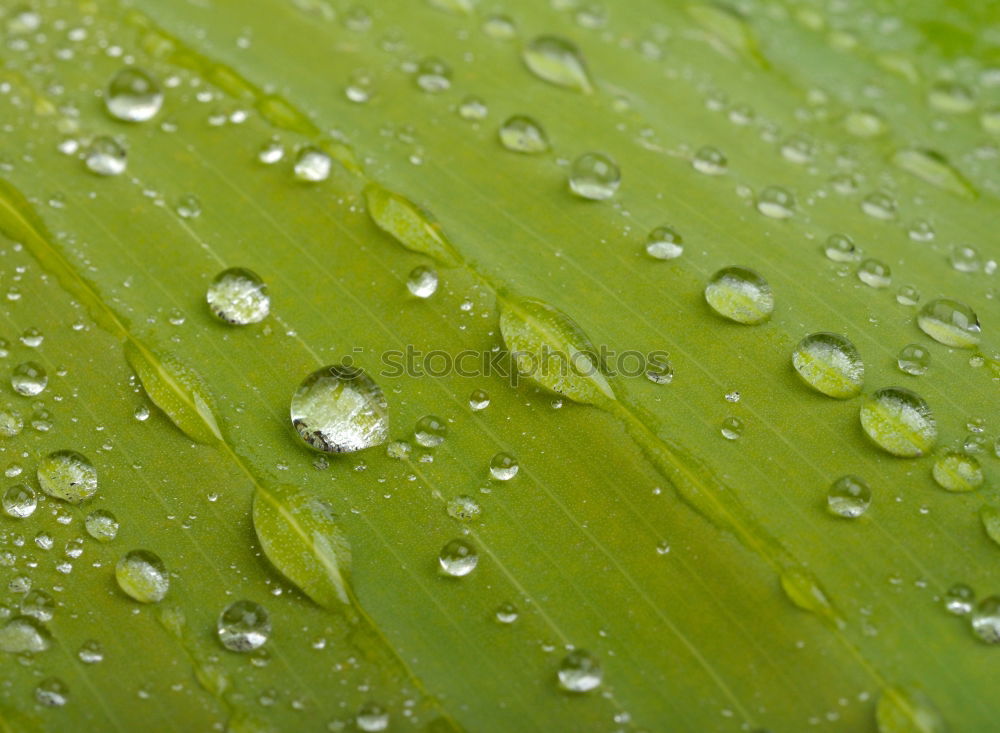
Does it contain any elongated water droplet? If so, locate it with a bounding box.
[106,67,163,122]
[645,226,683,260]
[116,549,169,603]
[860,387,936,457]
[827,475,871,518]
[37,450,97,504]
[0,616,50,653]
[218,600,271,652]
[489,452,519,480]
[522,36,592,93]
[704,266,773,325]
[293,147,331,182]
[557,649,602,692]
[858,258,891,288]
[892,148,975,198]
[981,505,1000,549]
[928,81,975,114]
[438,539,478,577]
[11,361,46,396]
[944,583,975,615]
[498,115,549,154]
[971,597,1000,644]
[917,299,981,348]
[844,108,886,137]
[406,265,438,298]
[364,183,462,266]
[291,365,389,453]
[85,136,127,176]
[756,186,795,219]
[2,484,36,518]
[483,14,517,40]
[568,152,620,200]
[791,332,864,399]
[897,344,931,376]
[932,452,983,492]
[876,687,946,733]
[823,233,860,263]
[34,678,69,707]
[85,509,119,542]
[414,415,447,448]
[206,267,270,325]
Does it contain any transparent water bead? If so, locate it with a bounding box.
[2,484,37,518]
[37,450,97,504]
[85,136,127,176]
[791,332,864,399]
[290,364,389,453]
[458,96,488,121]
[645,357,674,385]
[11,361,47,396]
[704,266,774,324]
[469,389,490,411]
[692,146,727,175]
[720,416,743,440]
[827,475,871,518]
[823,233,860,263]
[928,81,976,114]
[557,649,603,693]
[293,147,331,182]
[415,57,452,92]
[859,387,936,457]
[932,452,983,492]
[446,495,481,522]
[406,265,439,298]
[896,284,921,307]
[568,152,620,200]
[944,583,975,615]
[85,509,119,542]
[78,639,104,664]
[483,14,517,40]
[175,194,201,219]
[0,616,50,653]
[489,452,519,480]
[917,299,981,348]
[495,602,519,624]
[206,267,270,325]
[897,344,931,376]
[22,590,55,622]
[755,186,796,219]
[356,702,389,732]
[218,600,271,652]
[857,259,891,288]
[438,538,478,577]
[414,415,448,448]
[522,35,592,93]
[0,407,24,437]
[116,549,169,603]
[971,597,1000,644]
[105,67,163,122]
[950,245,981,273]
[35,678,69,708]
[860,192,897,220]
[645,226,684,260]
[498,115,549,154]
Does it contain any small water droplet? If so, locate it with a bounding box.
[907,219,935,242]
[645,226,683,260]
[928,81,975,114]
[823,233,860,263]
[931,451,983,492]
[944,583,975,615]
[895,284,920,307]
[692,145,727,175]
[859,387,936,457]
[568,152,620,200]
[37,450,97,504]
[406,265,439,298]
[844,108,886,137]
[896,344,931,376]
[85,136,127,176]
[78,639,104,664]
[489,452,519,480]
[2,484,36,518]
[495,601,519,624]
[645,355,674,385]
[755,186,796,219]
[356,702,390,732]
[414,415,447,447]
[291,365,389,453]
[344,69,375,103]
[557,649,602,692]
[217,600,271,652]
[720,416,743,440]
[385,440,411,460]
[917,298,981,348]
[19,327,43,348]
[34,678,69,707]
[498,115,550,154]
[446,495,481,522]
[971,596,1000,644]
[469,389,490,411]
[704,266,774,324]
[85,509,119,542]
[106,67,163,122]
[827,475,871,518]
[860,192,897,220]
[0,616,50,653]
[293,147,331,182]
[522,35,592,93]
[950,245,981,273]
[0,407,23,437]
[21,590,54,622]
[457,95,488,121]
[438,538,478,577]
[415,57,452,93]
[257,139,285,165]
[206,267,270,325]
[857,258,891,288]
[791,332,864,399]
[780,134,815,164]
[175,194,201,219]
[116,549,169,603]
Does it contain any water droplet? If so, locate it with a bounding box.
[857,259,891,288]
[896,344,931,376]
[917,299,981,348]
[85,509,119,542]
[0,616,50,653]
[6,7,41,34]
[356,702,390,732]
[217,600,271,652]
[489,452,519,480]
[469,389,490,411]
[971,596,1000,644]
[755,186,796,219]
[823,233,860,263]
[645,355,674,385]
[438,538,478,577]
[928,81,975,114]
[293,147,331,182]
[458,95,488,121]
[692,146,727,175]
[21,590,55,622]
[791,332,864,399]
[827,475,871,518]
[495,601,519,624]
[568,152,620,200]
[2,484,36,518]
[932,452,983,492]
[498,115,549,154]
[720,416,743,440]
[645,226,683,260]
[406,265,439,298]
[944,583,975,615]
[344,69,375,103]
[175,194,201,219]
[522,36,592,93]
[780,135,815,164]
[844,108,886,137]
[950,245,981,273]
[19,327,43,348]
[860,387,936,457]
[78,639,104,664]
[415,57,452,93]
[106,67,163,122]
[290,365,389,453]
[116,549,169,603]
[557,649,602,692]
[907,219,936,242]
[385,440,411,460]
[446,495,481,522]
[0,407,24,437]
[860,192,897,220]
[35,678,69,707]
[414,415,447,447]
[896,285,920,307]
[85,136,127,176]
[37,450,97,504]
[704,266,774,325]
[257,139,285,165]
[892,149,975,198]
[206,267,270,325]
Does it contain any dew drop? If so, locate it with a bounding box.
[84,136,127,176]
[37,450,97,504]
[0,407,24,437]
[928,81,975,114]
[19,327,43,348]
[645,355,674,385]
[780,135,815,164]
[704,266,774,325]
[406,265,439,298]
[917,299,981,348]
[469,389,490,411]
[257,139,285,165]
[791,332,864,399]
[438,538,478,577]
[356,702,390,732]
[293,147,331,182]
[827,475,871,518]
[931,452,983,493]
[907,219,935,242]
[495,602,519,624]
[414,415,447,447]
[35,678,69,707]
[21,590,55,622]
[720,416,743,440]
[860,192,897,220]
[206,267,270,325]
[0,616,51,653]
[971,596,1000,644]
[489,452,519,480]
[290,364,389,453]
[385,440,411,460]
[645,226,683,260]
[896,344,931,376]
[823,233,860,263]
[859,387,936,457]
[557,649,602,693]
[415,57,452,93]
[85,509,119,542]
[755,186,796,219]
[692,146,727,175]
[944,583,975,615]
[844,108,886,137]
[175,194,201,219]
[78,639,104,664]
[498,115,550,154]
[106,67,163,122]
[568,152,620,200]
[217,600,271,652]
[116,549,169,603]
[950,245,981,273]
[446,495,481,522]
[2,484,37,518]
[344,69,375,103]
[457,95,488,121]
[522,36,592,93]
[895,285,920,307]
[857,259,891,288]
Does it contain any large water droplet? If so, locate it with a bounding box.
[791,332,864,399]
[293,147,332,182]
[917,299,981,348]
[568,152,620,200]
[406,265,439,298]
[897,344,931,376]
[645,226,683,260]
[106,67,163,122]
[557,649,602,692]
[827,475,871,518]
[84,136,127,176]
[85,509,119,542]
[755,186,796,219]
[498,115,550,154]
[290,365,389,453]
[0,616,50,653]
[116,549,169,603]
[971,596,1000,644]
[37,450,97,504]
[522,36,592,93]
[206,268,270,325]
[932,452,983,492]
[860,387,936,457]
[11,361,47,396]
[704,266,774,324]
[2,484,36,518]
[489,452,519,480]
[217,600,271,652]
[438,539,478,577]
